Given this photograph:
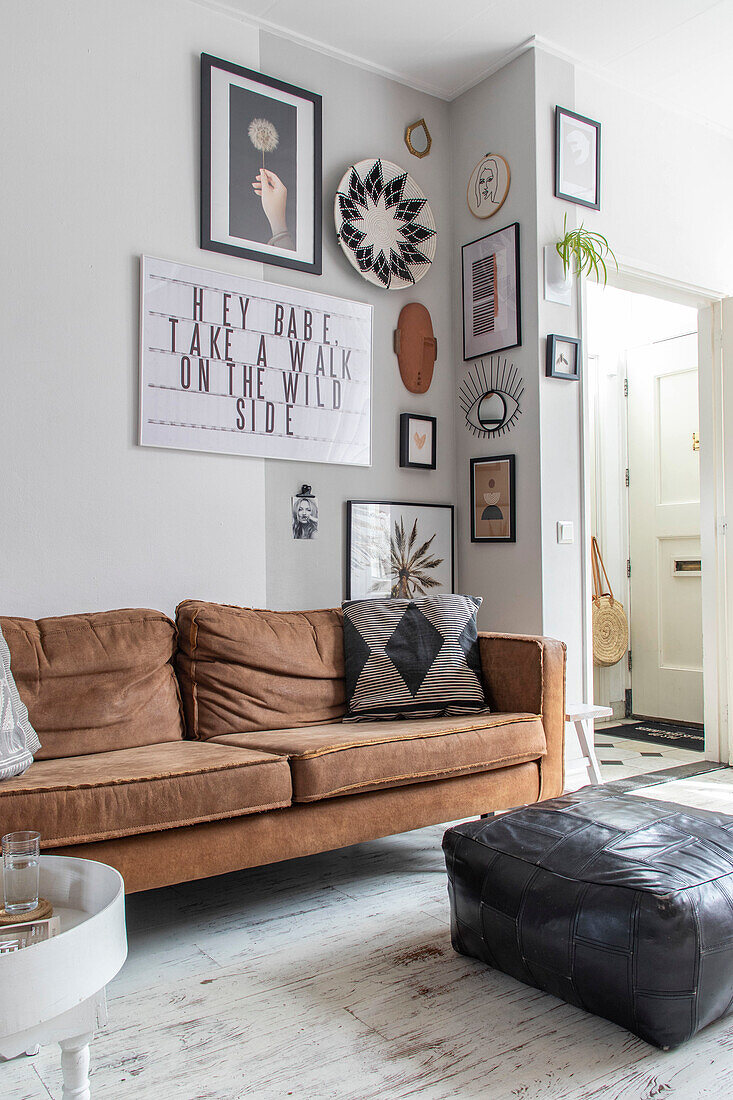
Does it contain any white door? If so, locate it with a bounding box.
[627,334,703,723]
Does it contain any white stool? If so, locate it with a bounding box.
[566,703,612,786]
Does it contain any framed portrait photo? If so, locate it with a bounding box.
[462,223,521,360]
[470,455,516,543]
[554,106,601,211]
[200,53,322,273]
[347,500,454,599]
[546,334,581,380]
[399,413,437,470]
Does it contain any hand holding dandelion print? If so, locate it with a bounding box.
[248,117,294,250]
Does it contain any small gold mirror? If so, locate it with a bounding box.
[405,118,432,159]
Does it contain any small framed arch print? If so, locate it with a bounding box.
[467,154,510,219]
[470,454,516,543]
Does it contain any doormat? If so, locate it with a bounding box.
[602,720,703,752]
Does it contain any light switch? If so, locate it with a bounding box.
[557,521,574,544]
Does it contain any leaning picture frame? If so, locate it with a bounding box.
[200,53,322,274]
[346,500,454,599]
[462,223,521,360]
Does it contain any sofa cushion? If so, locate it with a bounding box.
[0,741,292,847]
[1,623,41,780]
[0,609,184,760]
[342,594,487,721]
[211,712,546,802]
[176,600,346,739]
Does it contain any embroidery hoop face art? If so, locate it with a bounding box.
[458,357,523,439]
[467,154,510,219]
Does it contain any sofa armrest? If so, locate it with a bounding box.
[478,632,566,800]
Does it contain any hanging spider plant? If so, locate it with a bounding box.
[556,213,617,286]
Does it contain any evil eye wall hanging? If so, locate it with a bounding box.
[458,356,523,438]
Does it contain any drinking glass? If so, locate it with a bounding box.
[2,831,41,914]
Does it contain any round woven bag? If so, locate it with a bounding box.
[591,537,629,668]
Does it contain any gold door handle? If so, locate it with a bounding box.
[692,432,700,452]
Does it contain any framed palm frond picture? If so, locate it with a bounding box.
[346,500,454,599]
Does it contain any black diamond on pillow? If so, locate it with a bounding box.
[342,594,488,722]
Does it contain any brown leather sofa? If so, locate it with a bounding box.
[0,602,566,893]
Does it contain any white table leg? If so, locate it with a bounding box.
[60,1033,92,1100]
[574,718,604,785]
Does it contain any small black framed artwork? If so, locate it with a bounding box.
[200,53,322,273]
[399,413,437,470]
[470,455,516,543]
[462,223,521,360]
[546,334,581,380]
[554,106,601,211]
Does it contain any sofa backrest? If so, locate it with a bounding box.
[0,609,185,759]
[176,600,346,740]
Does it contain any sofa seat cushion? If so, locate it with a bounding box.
[0,609,184,759]
[0,741,292,847]
[176,601,346,740]
[212,712,546,802]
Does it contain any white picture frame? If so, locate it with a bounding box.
[139,256,373,466]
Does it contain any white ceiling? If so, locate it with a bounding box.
[209,0,733,134]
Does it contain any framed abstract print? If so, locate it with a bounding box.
[200,53,322,273]
[399,413,437,470]
[470,455,516,543]
[462,223,521,360]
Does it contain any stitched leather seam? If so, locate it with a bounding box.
[190,606,200,739]
[0,756,287,794]
[4,615,172,638]
[296,750,546,798]
[39,797,293,848]
[292,715,542,758]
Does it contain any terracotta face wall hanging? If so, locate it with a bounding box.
[394,303,437,394]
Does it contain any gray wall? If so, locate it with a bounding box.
[259,33,456,611]
[449,50,544,635]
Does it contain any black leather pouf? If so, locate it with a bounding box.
[443,787,733,1049]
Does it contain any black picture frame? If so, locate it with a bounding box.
[554,106,601,211]
[200,53,322,274]
[462,222,521,360]
[546,334,581,380]
[346,500,454,599]
[470,455,516,543]
[399,413,437,470]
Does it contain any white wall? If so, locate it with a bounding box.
[574,70,733,297]
[258,34,456,611]
[0,0,267,619]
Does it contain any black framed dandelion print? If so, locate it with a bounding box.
[334,159,436,290]
[200,54,322,274]
[346,501,454,599]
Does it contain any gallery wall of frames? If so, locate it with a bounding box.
[136,40,597,604]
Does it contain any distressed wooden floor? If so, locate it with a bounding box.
[3,768,733,1100]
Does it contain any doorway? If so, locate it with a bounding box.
[586,283,704,776]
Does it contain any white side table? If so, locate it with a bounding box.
[0,856,127,1099]
[566,703,613,786]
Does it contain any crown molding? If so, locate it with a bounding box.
[184,2,733,139]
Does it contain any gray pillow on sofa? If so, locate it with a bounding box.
[0,624,40,780]
[342,593,488,721]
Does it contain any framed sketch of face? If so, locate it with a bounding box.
[467,154,510,219]
[554,107,601,211]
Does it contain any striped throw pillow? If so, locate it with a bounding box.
[342,594,488,722]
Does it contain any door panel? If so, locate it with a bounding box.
[627,334,702,723]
